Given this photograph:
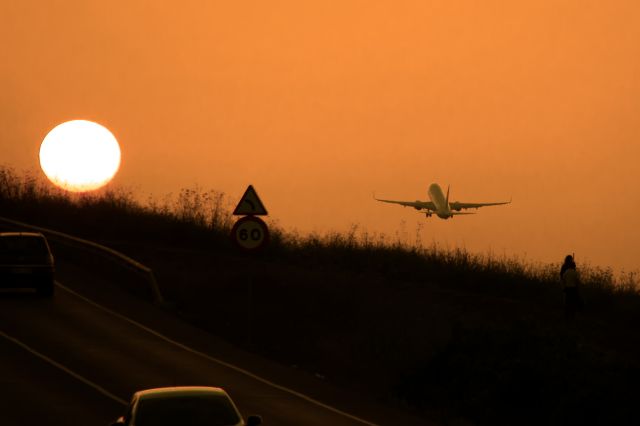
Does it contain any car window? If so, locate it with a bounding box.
[134,395,240,426]
[0,236,50,256]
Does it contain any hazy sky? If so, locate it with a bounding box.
[2,1,639,272]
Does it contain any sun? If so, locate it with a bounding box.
[39,120,121,192]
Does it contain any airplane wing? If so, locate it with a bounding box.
[374,196,436,211]
[449,199,511,210]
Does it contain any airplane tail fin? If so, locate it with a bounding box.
[446,185,450,205]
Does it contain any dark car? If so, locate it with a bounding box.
[111,386,262,426]
[0,232,55,297]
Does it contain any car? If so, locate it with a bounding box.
[111,386,262,426]
[0,232,55,297]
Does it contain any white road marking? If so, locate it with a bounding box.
[57,282,379,426]
[0,329,128,406]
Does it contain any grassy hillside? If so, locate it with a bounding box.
[2,166,639,425]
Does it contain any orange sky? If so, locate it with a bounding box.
[2,1,639,273]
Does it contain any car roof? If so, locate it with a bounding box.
[0,232,46,238]
[134,386,230,400]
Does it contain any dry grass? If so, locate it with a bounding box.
[2,166,639,425]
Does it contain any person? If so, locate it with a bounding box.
[560,255,582,319]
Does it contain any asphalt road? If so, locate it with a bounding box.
[0,256,429,426]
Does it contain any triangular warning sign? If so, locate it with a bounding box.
[233,185,268,216]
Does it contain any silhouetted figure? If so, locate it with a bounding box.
[560,255,582,319]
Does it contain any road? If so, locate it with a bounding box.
[0,255,429,426]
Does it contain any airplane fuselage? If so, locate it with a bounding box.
[428,183,452,219]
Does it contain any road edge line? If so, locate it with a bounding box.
[57,282,378,426]
[0,329,128,406]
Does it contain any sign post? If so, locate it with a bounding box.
[231,185,269,252]
[231,185,269,347]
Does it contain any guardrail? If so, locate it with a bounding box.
[0,216,164,304]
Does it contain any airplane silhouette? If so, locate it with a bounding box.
[375,183,510,219]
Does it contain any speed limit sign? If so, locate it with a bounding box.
[231,216,269,251]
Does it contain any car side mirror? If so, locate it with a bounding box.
[247,415,262,426]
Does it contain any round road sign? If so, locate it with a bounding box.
[230,216,269,251]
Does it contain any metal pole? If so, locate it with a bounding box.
[247,272,252,348]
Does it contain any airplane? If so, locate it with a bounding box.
[375,183,510,219]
